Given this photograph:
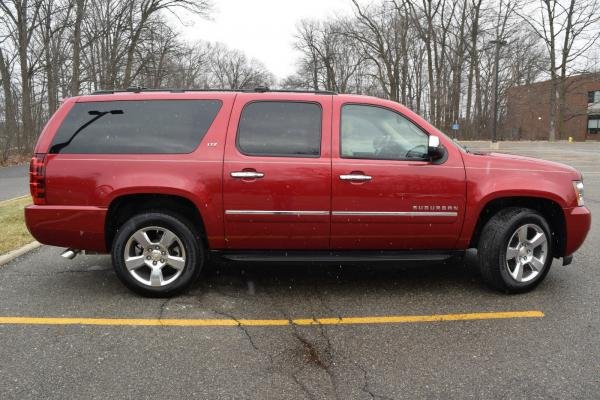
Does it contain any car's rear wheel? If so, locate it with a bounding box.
[478,207,553,293]
[111,212,204,297]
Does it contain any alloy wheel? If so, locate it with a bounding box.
[123,226,186,287]
[505,223,548,283]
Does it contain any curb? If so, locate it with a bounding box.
[0,195,29,206]
[0,241,41,266]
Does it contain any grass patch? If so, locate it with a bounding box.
[0,196,34,255]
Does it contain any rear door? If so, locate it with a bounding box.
[222,93,332,249]
[331,97,466,250]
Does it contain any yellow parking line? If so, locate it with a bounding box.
[293,310,544,325]
[0,311,543,327]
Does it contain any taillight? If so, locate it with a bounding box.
[29,153,46,205]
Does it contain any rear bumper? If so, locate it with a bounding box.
[564,206,591,256]
[25,205,108,253]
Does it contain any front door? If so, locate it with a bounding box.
[331,98,466,250]
[222,94,332,249]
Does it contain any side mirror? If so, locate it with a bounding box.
[427,135,446,161]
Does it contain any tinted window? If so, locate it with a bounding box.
[50,100,221,154]
[237,101,322,157]
[341,104,428,160]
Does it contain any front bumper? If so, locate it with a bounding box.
[564,206,591,256]
[25,205,108,253]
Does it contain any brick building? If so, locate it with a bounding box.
[505,73,600,141]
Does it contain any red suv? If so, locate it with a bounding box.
[25,88,591,297]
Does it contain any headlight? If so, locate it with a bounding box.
[573,180,584,206]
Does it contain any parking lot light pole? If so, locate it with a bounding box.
[491,39,508,143]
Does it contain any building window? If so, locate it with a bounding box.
[588,91,600,104]
[588,116,600,134]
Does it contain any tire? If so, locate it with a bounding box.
[111,211,204,297]
[478,207,553,293]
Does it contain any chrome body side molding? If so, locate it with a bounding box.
[332,211,458,217]
[225,210,457,217]
[225,210,330,216]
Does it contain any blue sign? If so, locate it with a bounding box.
[451,123,459,130]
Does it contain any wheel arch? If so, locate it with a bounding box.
[105,193,208,252]
[469,196,566,257]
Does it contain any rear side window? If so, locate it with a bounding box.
[237,101,322,157]
[49,100,221,154]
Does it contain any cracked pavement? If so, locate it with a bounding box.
[1,142,600,399]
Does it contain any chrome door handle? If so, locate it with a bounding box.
[231,171,264,179]
[339,174,372,181]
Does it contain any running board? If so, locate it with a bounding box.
[212,250,462,263]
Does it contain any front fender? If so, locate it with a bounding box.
[457,157,578,249]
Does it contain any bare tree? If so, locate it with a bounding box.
[348,0,408,102]
[167,41,213,88]
[292,18,366,93]
[0,0,43,150]
[2,0,599,161]
[121,0,212,87]
[404,0,443,124]
[520,0,600,140]
[208,43,273,89]
[285,0,555,141]
[0,48,18,161]
[71,0,85,95]
[464,0,482,133]
[137,19,181,87]
[0,0,279,159]
[38,0,74,114]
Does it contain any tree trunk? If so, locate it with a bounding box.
[544,0,558,142]
[465,0,482,135]
[44,8,58,115]
[18,31,34,151]
[71,0,85,96]
[0,49,18,161]
[474,61,483,137]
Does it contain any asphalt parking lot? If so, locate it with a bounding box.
[1,141,599,399]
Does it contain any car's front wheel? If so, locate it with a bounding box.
[111,212,204,297]
[478,207,553,293]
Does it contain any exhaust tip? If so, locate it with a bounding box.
[61,249,80,260]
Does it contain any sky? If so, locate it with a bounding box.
[172,0,356,81]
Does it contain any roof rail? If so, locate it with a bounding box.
[91,87,337,95]
[258,88,337,95]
